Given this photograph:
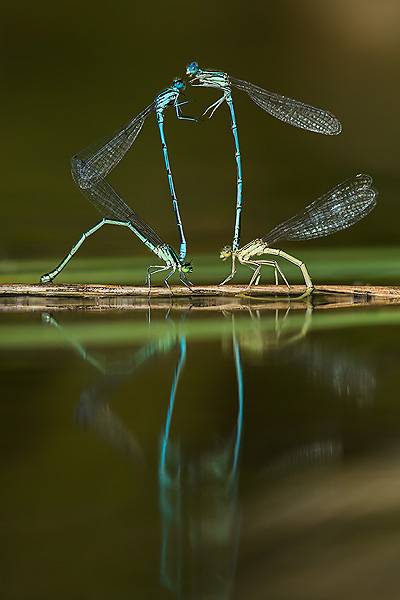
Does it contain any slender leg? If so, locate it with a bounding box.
[146,264,171,294]
[243,259,290,290]
[247,264,262,288]
[148,265,193,295]
[220,254,237,285]
[261,248,314,293]
[255,271,262,286]
[238,262,260,286]
[40,219,130,282]
[202,95,226,118]
[220,269,237,286]
[164,267,177,294]
[188,83,226,117]
[175,100,198,122]
[179,272,194,291]
[258,260,289,288]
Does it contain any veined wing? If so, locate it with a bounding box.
[74,174,166,250]
[262,174,377,246]
[71,102,155,188]
[229,76,341,135]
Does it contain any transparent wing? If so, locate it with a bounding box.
[71,102,155,188]
[72,173,166,250]
[262,174,377,246]
[229,76,341,135]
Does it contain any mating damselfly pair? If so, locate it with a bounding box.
[40,62,377,295]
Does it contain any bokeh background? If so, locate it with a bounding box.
[2,0,400,264]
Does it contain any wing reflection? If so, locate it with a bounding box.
[291,340,376,406]
[235,305,376,473]
[237,305,375,406]
[42,311,176,466]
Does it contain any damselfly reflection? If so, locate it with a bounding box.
[42,312,173,463]
[235,306,376,474]
[41,310,244,600]
[159,321,243,598]
[40,304,378,600]
[238,307,376,407]
[290,340,376,408]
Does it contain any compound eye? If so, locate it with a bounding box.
[220,245,232,259]
[174,78,185,89]
[187,61,198,74]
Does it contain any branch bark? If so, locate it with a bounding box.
[0,283,399,299]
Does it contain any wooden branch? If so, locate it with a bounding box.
[1,283,400,312]
[0,282,399,299]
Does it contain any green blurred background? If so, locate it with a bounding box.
[2,0,400,265]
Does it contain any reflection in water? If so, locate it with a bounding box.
[292,340,376,406]
[41,304,379,599]
[42,309,243,599]
[43,312,176,464]
[237,305,376,472]
[158,325,243,599]
[238,306,375,407]
[271,336,376,472]
[237,305,313,353]
[269,438,343,473]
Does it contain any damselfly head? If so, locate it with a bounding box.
[186,61,199,76]
[220,245,232,260]
[182,261,193,274]
[173,78,185,90]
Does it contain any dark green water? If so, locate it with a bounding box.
[2,300,400,599]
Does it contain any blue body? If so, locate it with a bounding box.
[186,60,342,273]
[154,80,194,261]
[41,79,195,291]
[186,62,243,252]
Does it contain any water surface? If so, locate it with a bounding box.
[2,298,400,599]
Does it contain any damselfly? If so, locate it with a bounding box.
[41,79,196,291]
[219,174,377,296]
[40,182,193,292]
[71,78,197,261]
[186,61,341,276]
